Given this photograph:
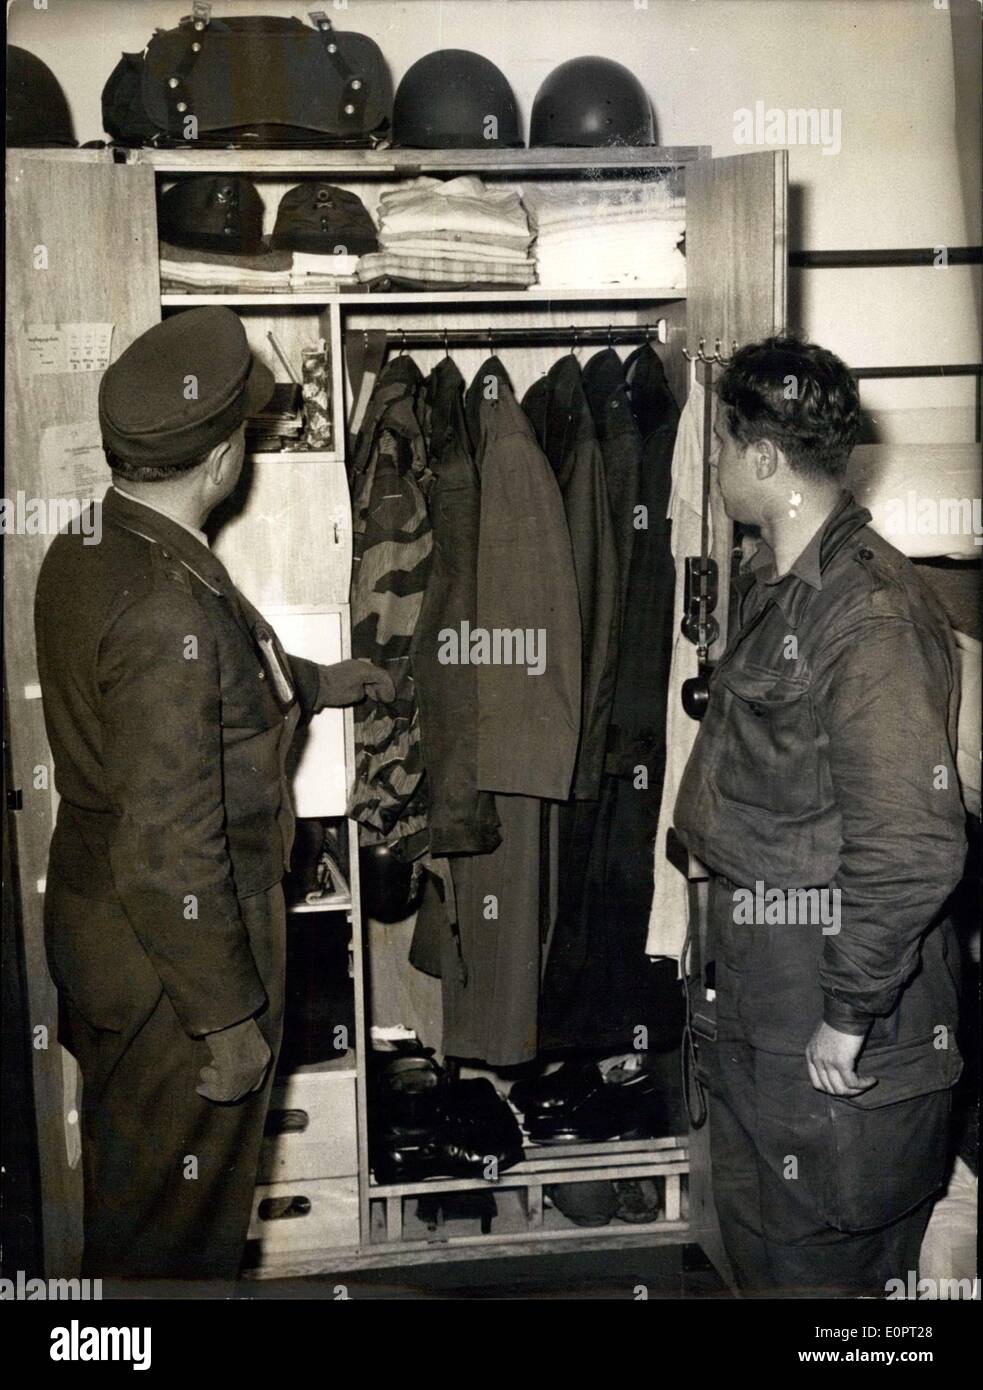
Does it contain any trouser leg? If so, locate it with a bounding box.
[751,1049,951,1297]
[708,1038,773,1291]
[75,886,285,1283]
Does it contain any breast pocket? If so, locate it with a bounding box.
[715,664,820,817]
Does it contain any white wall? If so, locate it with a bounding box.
[9,0,981,436]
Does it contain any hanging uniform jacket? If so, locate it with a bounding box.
[582,347,643,621]
[348,355,432,857]
[412,357,501,856]
[540,345,682,1053]
[465,356,581,800]
[523,354,621,800]
[606,344,679,779]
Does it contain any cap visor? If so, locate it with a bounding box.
[242,355,277,418]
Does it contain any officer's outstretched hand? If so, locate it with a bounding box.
[317,658,396,708]
[805,1020,877,1098]
[196,1017,272,1104]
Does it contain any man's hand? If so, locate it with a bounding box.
[196,1017,272,1103]
[317,658,396,708]
[805,1020,877,1098]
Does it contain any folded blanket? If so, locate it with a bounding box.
[383,227,532,252]
[159,239,292,271]
[357,251,536,285]
[379,175,531,241]
[378,238,532,264]
[524,177,684,231]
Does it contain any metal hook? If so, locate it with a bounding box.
[443,329,450,359]
[398,327,406,356]
[607,323,614,348]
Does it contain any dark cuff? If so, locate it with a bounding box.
[822,996,874,1036]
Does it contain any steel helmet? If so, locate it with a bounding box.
[530,56,654,147]
[7,46,76,147]
[392,49,522,149]
[359,844,425,923]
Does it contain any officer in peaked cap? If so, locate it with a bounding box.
[34,307,393,1284]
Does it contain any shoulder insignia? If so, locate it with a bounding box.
[148,542,193,593]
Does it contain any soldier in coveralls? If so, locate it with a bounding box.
[674,337,966,1296]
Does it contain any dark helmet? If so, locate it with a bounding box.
[530,56,654,147]
[359,844,425,923]
[7,46,76,148]
[392,49,522,149]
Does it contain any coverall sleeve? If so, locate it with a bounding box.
[816,614,966,1033]
[99,585,267,1037]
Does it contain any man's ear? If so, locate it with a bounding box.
[753,438,780,482]
[204,437,234,486]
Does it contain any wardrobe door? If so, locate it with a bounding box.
[682,148,788,1293]
[685,149,788,351]
[4,151,161,1275]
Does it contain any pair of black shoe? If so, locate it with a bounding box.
[510,1060,668,1143]
[370,1050,524,1184]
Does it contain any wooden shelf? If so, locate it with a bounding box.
[132,145,707,175]
[369,1135,688,1197]
[248,450,340,464]
[162,286,686,307]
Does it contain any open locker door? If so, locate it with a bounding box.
[681,149,788,1289]
[4,151,160,1275]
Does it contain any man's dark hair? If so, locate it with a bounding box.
[105,448,211,485]
[716,335,862,480]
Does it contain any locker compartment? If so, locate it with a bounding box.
[258,1062,358,1184]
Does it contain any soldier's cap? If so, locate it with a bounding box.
[99,308,275,467]
[158,174,268,257]
[271,182,378,256]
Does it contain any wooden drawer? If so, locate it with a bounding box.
[248,1177,359,1260]
[258,1063,358,1182]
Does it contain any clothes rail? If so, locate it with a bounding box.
[382,320,668,350]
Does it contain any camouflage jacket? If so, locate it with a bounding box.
[348,355,433,857]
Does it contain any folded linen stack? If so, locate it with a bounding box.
[159,243,360,294]
[356,175,536,290]
[288,252,361,291]
[525,178,686,289]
